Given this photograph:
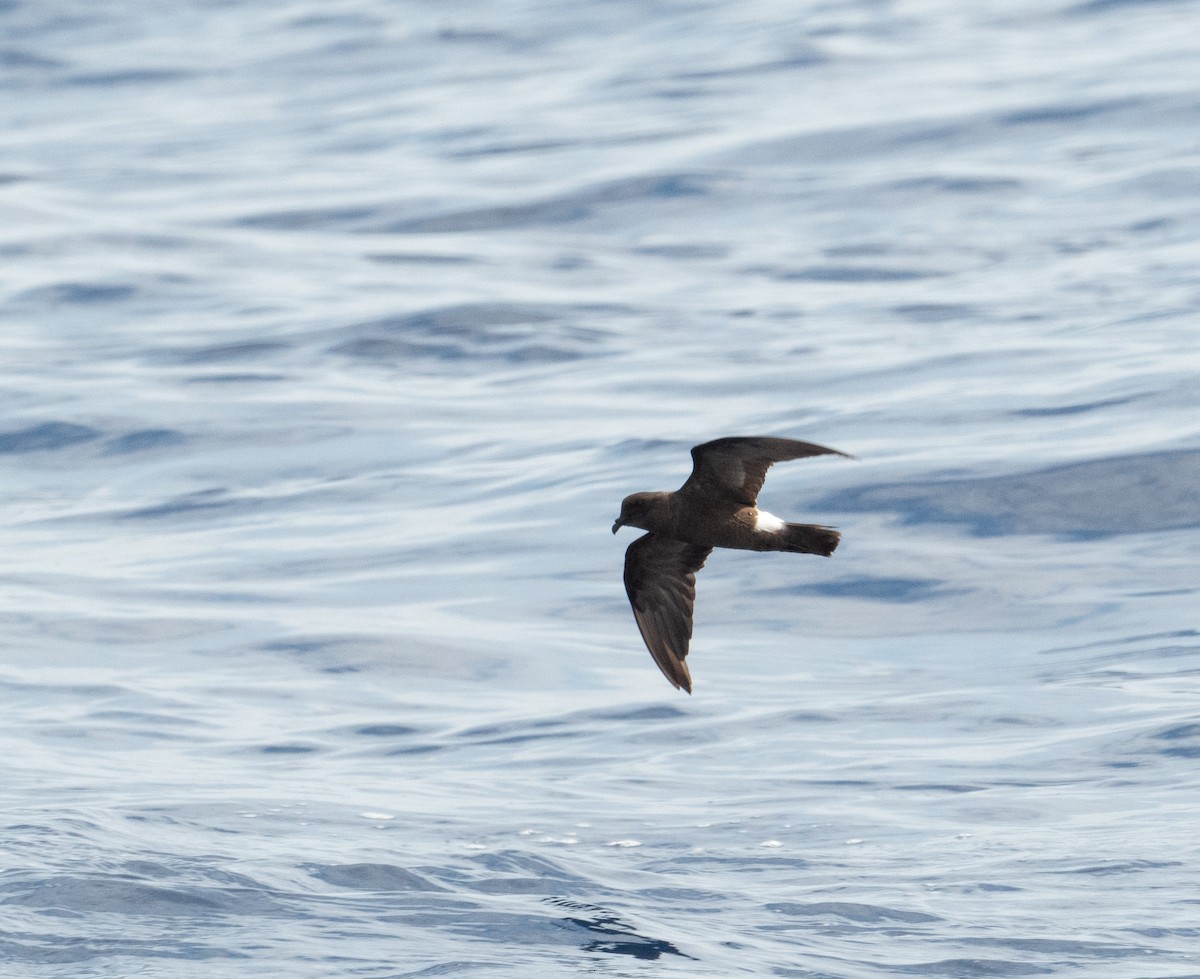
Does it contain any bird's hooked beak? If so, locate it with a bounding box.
[611,516,625,535]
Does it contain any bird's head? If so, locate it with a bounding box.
[612,492,664,534]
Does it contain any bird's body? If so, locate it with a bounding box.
[612,436,848,693]
[616,491,834,552]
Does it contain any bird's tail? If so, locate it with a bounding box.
[781,523,840,556]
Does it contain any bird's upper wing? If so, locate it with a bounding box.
[680,436,848,506]
[623,533,713,693]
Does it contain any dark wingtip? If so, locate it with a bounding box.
[656,654,693,693]
[803,441,856,461]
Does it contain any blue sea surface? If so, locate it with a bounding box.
[3,0,1200,976]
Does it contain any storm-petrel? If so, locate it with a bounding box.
[612,436,849,693]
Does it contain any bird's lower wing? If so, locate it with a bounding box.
[623,534,713,693]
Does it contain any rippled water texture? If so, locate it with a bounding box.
[3,0,1199,976]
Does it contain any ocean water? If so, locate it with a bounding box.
[3,0,1200,976]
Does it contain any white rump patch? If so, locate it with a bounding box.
[755,509,786,534]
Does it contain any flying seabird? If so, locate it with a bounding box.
[612,436,849,693]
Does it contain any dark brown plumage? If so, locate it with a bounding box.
[612,436,849,692]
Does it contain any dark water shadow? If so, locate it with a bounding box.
[0,421,101,453]
[103,428,188,454]
[238,172,708,235]
[543,897,691,960]
[773,576,963,603]
[309,863,449,893]
[821,448,1200,537]
[329,301,616,367]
